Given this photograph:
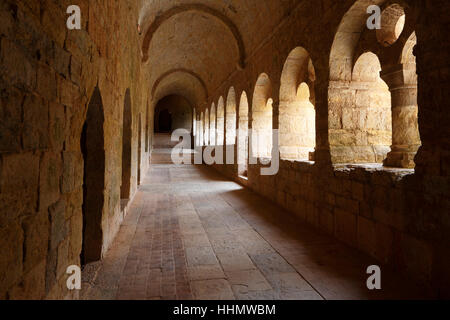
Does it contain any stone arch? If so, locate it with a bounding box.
[151,68,209,100]
[329,0,386,82]
[238,91,249,177]
[217,97,225,146]
[252,73,273,159]
[210,103,216,145]
[329,0,396,164]
[121,89,132,200]
[279,47,316,161]
[226,87,237,145]
[81,86,105,265]
[141,3,246,68]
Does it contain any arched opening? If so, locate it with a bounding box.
[226,87,237,146]
[153,95,193,149]
[329,1,396,165]
[252,73,273,159]
[238,91,249,177]
[154,95,193,134]
[217,97,225,146]
[210,104,216,145]
[121,89,132,200]
[279,47,316,160]
[81,86,105,265]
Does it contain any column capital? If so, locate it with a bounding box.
[381,64,417,88]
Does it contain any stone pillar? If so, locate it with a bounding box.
[381,64,421,168]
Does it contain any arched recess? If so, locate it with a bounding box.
[216,97,225,146]
[238,92,249,177]
[252,73,273,159]
[204,109,210,146]
[329,0,394,164]
[141,3,246,68]
[279,47,316,160]
[121,89,132,200]
[210,103,216,145]
[154,95,193,133]
[226,87,237,145]
[81,86,105,265]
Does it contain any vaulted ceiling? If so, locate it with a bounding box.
[139,0,299,107]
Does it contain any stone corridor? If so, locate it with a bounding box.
[81,151,425,300]
[1,0,449,300]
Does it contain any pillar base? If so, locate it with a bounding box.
[384,150,417,169]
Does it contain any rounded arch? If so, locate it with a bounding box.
[151,68,209,100]
[81,86,105,265]
[226,87,237,145]
[329,0,386,81]
[238,91,249,176]
[252,73,273,158]
[329,1,398,165]
[210,103,216,145]
[216,97,225,146]
[141,3,246,68]
[279,47,316,160]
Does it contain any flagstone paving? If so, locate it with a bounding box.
[81,160,427,300]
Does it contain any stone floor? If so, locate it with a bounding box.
[81,160,427,300]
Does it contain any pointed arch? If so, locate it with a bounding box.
[81,86,105,265]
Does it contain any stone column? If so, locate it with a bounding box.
[381,64,421,168]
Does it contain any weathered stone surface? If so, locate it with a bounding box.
[49,200,67,250]
[0,0,449,300]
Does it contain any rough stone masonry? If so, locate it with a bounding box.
[0,0,449,299]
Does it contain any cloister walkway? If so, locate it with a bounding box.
[81,151,426,300]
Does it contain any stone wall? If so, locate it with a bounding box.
[0,0,152,299]
[203,0,450,298]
